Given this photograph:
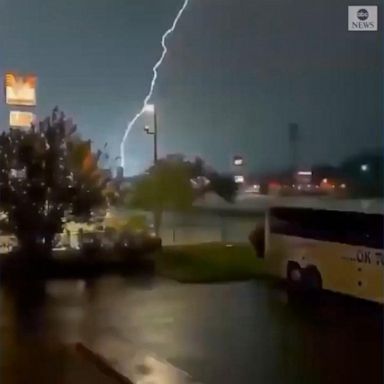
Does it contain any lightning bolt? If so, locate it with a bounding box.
[120,0,191,170]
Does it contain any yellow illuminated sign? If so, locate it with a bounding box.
[9,111,35,129]
[5,73,37,106]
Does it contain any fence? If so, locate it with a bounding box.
[159,211,261,246]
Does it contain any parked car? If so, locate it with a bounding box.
[81,230,103,255]
[114,227,162,256]
[79,224,160,253]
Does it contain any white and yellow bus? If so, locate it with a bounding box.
[253,202,383,303]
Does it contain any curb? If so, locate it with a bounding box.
[75,342,134,384]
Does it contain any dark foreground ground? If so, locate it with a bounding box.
[1,276,382,384]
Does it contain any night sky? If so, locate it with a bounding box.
[0,0,382,175]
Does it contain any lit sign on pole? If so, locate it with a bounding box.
[233,156,244,166]
[5,73,37,106]
[9,111,35,129]
[234,175,245,184]
[295,170,312,184]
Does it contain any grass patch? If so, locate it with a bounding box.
[156,242,265,283]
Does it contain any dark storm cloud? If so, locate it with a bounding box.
[0,0,382,174]
[159,0,382,172]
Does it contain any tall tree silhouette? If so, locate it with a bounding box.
[0,108,107,258]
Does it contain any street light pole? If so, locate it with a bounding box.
[144,104,158,165]
[153,108,158,164]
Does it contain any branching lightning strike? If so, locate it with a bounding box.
[120,0,190,169]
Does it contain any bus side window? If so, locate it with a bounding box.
[270,208,302,237]
[360,213,383,249]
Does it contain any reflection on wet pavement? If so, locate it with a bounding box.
[0,276,382,384]
[79,338,201,384]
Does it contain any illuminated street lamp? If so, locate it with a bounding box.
[361,164,369,172]
[143,104,155,114]
[143,104,157,164]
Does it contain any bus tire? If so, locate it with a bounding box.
[303,266,322,292]
[286,261,302,289]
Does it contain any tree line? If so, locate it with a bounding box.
[0,109,238,258]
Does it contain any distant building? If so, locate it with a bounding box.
[295,170,312,186]
[165,153,185,162]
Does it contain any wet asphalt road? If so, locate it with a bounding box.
[1,276,382,384]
